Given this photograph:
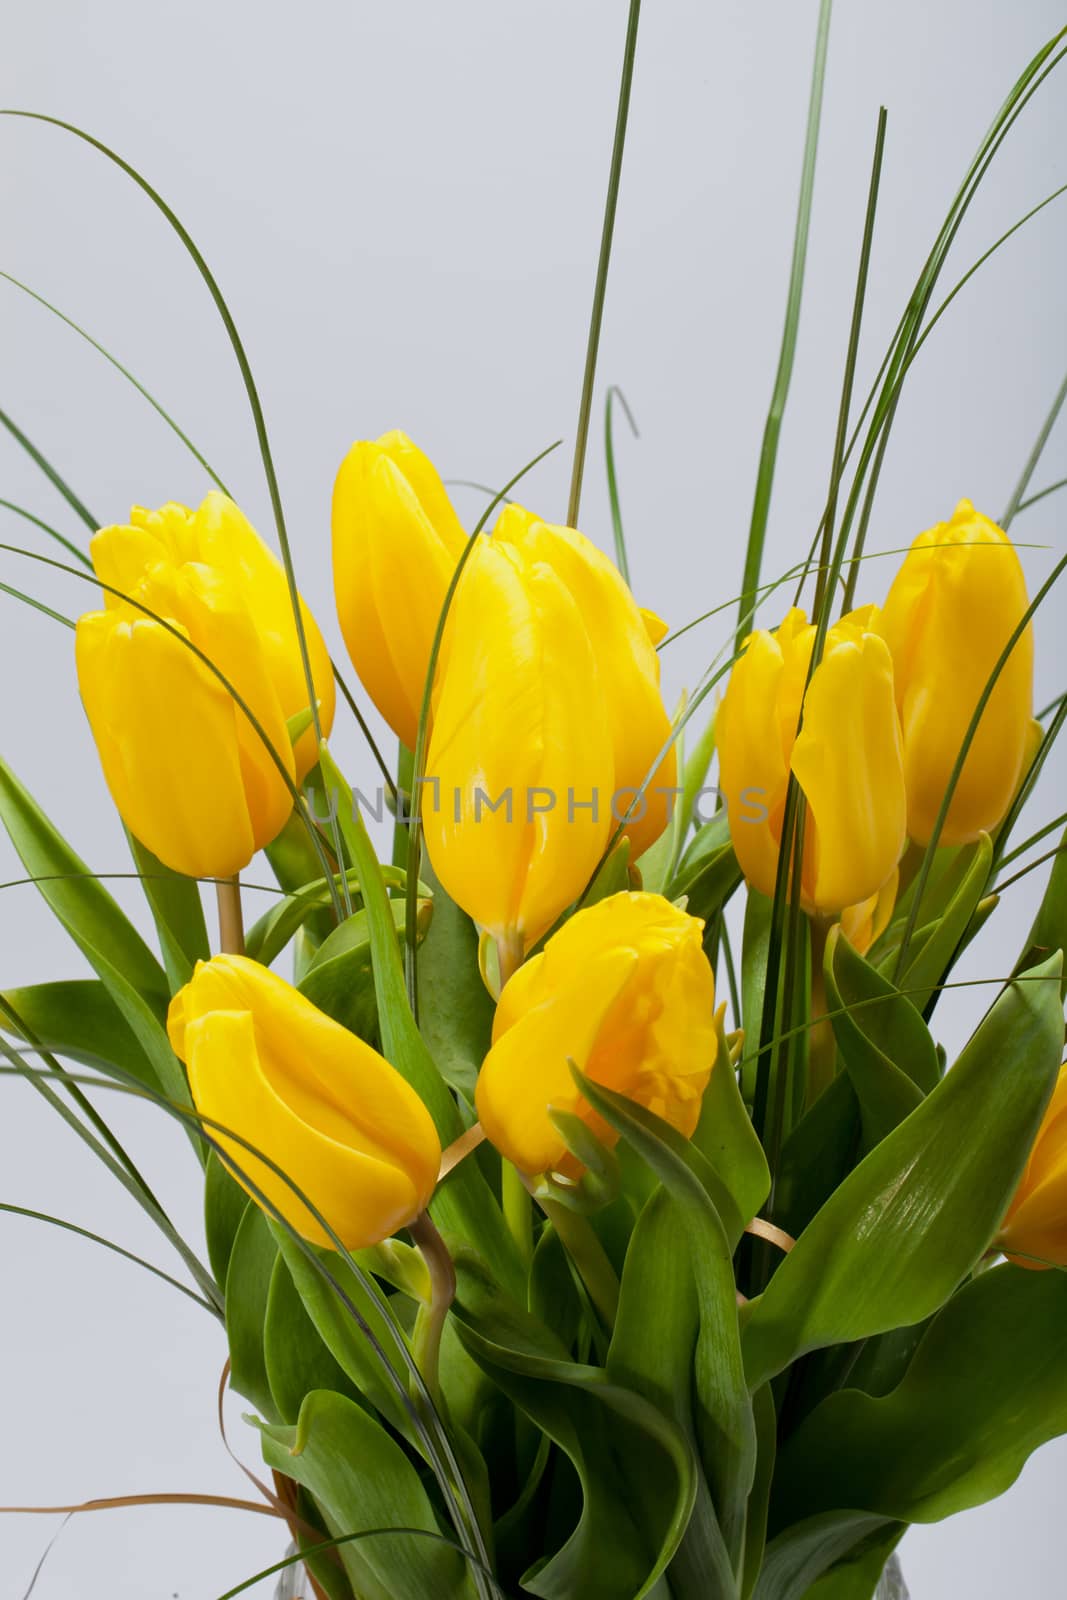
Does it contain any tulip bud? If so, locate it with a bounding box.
[475,891,716,1178]
[76,494,335,880]
[332,431,468,749]
[168,955,441,1250]
[995,1066,1067,1270]
[878,499,1035,846]
[423,536,615,956]
[717,606,906,915]
[492,505,677,861]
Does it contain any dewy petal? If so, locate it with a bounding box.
[75,613,256,877]
[185,1010,426,1251]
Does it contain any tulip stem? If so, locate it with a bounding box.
[502,1162,534,1266]
[215,875,245,955]
[408,1209,456,1405]
[539,1195,619,1329]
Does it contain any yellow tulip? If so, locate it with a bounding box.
[332,431,468,749]
[76,494,335,879]
[878,499,1034,846]
[996,1065,1067,1271]
[840,868,899,956]
[424,536,615,960]
[475,891,716,1178]
[717,606,906,915]
[492,505,677,861]
[168,955,441,1250]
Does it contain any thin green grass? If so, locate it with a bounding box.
[604,385,638,583]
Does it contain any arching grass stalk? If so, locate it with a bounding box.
[604,385,638,584]
[566,0,642,530]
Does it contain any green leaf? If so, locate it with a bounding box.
[0,978,156,1087]
[609,1190,738,1599]
[1018,819,1067,996]
[299,900,423,1044]
[574,1070,756,1570]
[740,1382,777,1600]
[414,858,494,1102]
[670,810,741,924]
[257,1388,475,1600]
[263,1253,362,1424]
[751,1512,893,1600]
[245,863,417,969]
[743,953,1065,1390]
[453,1255,697,1600]
[773,1263,1067,1530]
[204,1151,248,1290]
[693,1007,770,1233]
[0,755,168,1008]
[584,834,632,905]
[225,1203,280,1420]
[882,835,992,1014]
[801,1535,906,1600]
[125,831,209,991]
[740,891,773,1104]
[823,927,928,1151]
[773,1074,860,1241]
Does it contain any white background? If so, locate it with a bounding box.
[1,2,1066,1595]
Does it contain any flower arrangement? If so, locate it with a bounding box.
[3,8,1067,1600]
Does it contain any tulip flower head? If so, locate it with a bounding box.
[423,535,615,958]
[717,606,907,916]
[492,504,677,862]
[475,892,716,1179]
[878,499,1035,847]
[332,431,468,749]
[75,494,335,880]
[996,1064,1067,1271]
[169,955,441,1251]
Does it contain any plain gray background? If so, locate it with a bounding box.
[2,2,1066,1595]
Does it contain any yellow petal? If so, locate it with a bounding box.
[76,612,256,877]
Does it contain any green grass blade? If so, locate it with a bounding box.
[0,496,92,568]
[1,268,231,494]
[566,0,642,529]
[1002,367,1067,530]
[1018,477,1067,514]
[0,405,98,530]
[604,385,638,583]
[0,578,73,629]
[736,0,832,651]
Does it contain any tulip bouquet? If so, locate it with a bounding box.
[4,8,1067,1600]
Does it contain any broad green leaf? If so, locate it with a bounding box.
[773,1263,1067,1528]
[454,1255,696,1600]
[575,1071,756,1570]
[881,835,992,1014]
[225,1203,280,1420]
[670,814,742,925]
[263,1253,361,1423]
[204,1150,248,1290]
[773,1074,859,1240]
[743,953,1064,1390]
[414,858,494,1101]
[802,1538,906,1600]
[125,831,208,991]
[318,745,521,1295]
[586,836,633,905]
[299,900,422,1044]
[257,1388,475,1600]
[823,928,927,1151]
[740,1382,776,1600]
[0,978,156,1087]
[271,1226,416,1444]
[693,1007,770,1232]
[245,862,417,969]
[610,1190,738,1600]
[752,1512,893,1600]
[0,755,167,1007]
[1018,819,1067,996]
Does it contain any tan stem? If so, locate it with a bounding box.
[215,874,245,955]
[438,1121,486,1181]
[745,1216,796,1254]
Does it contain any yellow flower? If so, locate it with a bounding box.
[878,499,1035,846]
[996,1065,1067,1271]
[475,891,716,1178]
[75,494,335,879]
[423,536,615,956]
[492,505,676,861]
[839,868,899,956]
[332,431,468,749]
[717,606,906,915]
[168,955,441,1251]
